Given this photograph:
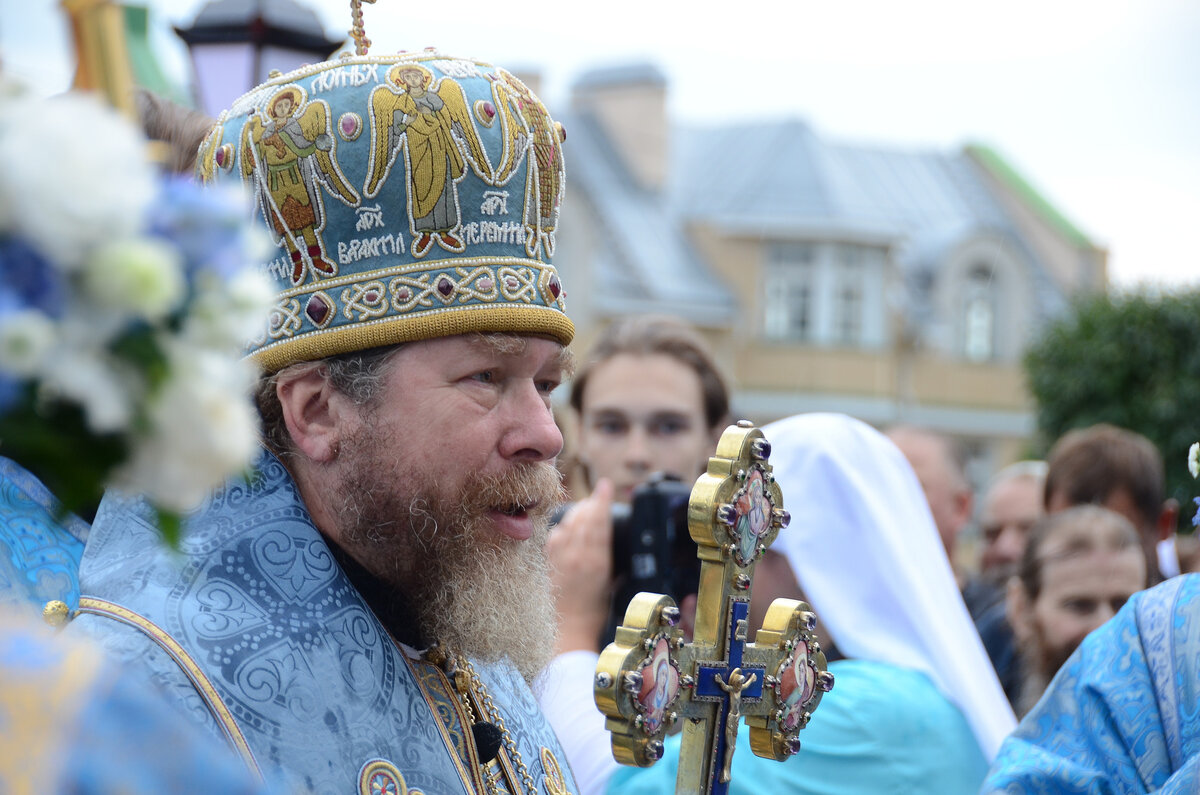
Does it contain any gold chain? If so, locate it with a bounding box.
[424,645,540,794]
[348,0,376,56]
[458,655,540,795]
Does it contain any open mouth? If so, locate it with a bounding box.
[496,502,535,518]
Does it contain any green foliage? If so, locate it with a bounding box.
[1024,290,1200,530]
[0,387,126,521]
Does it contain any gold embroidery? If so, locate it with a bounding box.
[541,747,572,795]
[358,758,424,795]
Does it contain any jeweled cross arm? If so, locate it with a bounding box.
[594,421,833,794]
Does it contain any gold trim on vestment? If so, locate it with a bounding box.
[400,652,490,793]
[75,596,263,781]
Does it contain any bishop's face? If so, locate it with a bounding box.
[328,333,570,681]
[333,333,568,550]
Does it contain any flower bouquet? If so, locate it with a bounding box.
[0,84,272,542]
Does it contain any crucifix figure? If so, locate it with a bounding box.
[714,668,757,782]
[594,422,834,794]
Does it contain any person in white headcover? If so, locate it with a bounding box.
[605,413,1016,794]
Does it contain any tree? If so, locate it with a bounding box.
[1024,290,1200,530]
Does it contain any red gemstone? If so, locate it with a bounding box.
[548,275,561,299]
[341,115,357,136]
[215,147,226,168]
[364,289,379,303]
[481,101,495,120]
[396,287,411,301]
[437,277,454,297]
[305,294,331,325]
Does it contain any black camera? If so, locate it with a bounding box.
[602,473,700,647]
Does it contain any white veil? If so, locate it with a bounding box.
[761,413,1016,760]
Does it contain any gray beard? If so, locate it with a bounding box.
[335,456,562,686]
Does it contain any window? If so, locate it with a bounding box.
[963,264,994,362]
[833,246,865,346]
[764,244,816,341]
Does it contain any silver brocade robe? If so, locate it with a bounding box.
[67,452,576,795]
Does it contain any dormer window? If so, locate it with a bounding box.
[964,264,995,362]
[764,244,816,342]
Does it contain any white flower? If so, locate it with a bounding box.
[184,267,274,349]
[0,309,57,376]
[118,342,259,512]
[38,349,136,433]
[1189,443,1199,479]
[0,92,156,270]
[84,237,185,321]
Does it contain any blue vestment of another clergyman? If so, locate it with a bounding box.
[983,573,1200,793]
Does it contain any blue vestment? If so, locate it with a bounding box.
[0,456,88,612]
[983,573,1200,793]
[67,451,577,795]
[0,613,270,794]
[607,659,987,794]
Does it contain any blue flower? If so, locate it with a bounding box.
[1193,497,1200,529]
[147,178,253,282]
[0,238,67,318]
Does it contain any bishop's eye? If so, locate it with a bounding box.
[472,370,495,384]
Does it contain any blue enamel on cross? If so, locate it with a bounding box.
[692,600,764,789]
[595,422,833,794]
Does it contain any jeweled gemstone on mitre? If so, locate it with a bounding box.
[436,277,454,297]
[305,294,332,325]
[548,275,561,299]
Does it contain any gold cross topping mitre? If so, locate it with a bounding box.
[594,421,834,794]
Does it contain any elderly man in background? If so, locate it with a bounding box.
[972,461,1047,705]
[885,425,974,569]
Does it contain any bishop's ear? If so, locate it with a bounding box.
[274,365,356,464]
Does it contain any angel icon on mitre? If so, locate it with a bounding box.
[241,85,360,286]
[488,69,565,259]
[364,63,492,258]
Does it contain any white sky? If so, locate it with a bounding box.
[4,0,1198,290]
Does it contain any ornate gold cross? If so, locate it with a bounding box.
[595,421,833,794]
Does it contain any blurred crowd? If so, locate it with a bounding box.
[543,314,1200,794]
